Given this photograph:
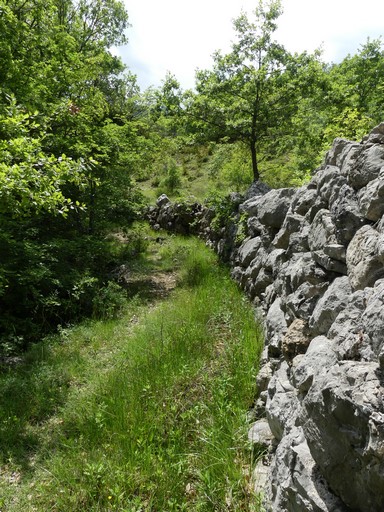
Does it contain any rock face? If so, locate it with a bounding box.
[147,124,384,511]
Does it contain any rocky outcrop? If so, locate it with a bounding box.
[147,123,384,511]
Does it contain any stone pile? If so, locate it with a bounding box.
[147,123,384,511]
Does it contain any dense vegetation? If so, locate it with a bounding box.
[0,234,263,511]
[0,0,383,351]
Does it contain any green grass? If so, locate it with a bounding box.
[0,234,263,511]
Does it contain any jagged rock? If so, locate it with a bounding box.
[323,243,346,262]
[339,143,361,177]
[244,180,271,200]
[301,361,384,512]
[243,256,263,281]
[256,362,274,394]
[291,336,337,394]
[283,252,328,291]
[305,195,329,223]
[264,249,287,278]
[316,165,349,206]
[267,426,348,512]
[257,188,296,229]
[248,247,268,276]
[287,223,310,255]
[237,237,262,267]
[308,209,338,251]
[273,213,308,252]
[241,188,295,229]
[348,144,384,189]
[230,266,245,286]
[328,288,373,361]
[312,250,347,274]
[282,319,311,363]
[324,137,353,168]
[360,280,384,358]
[309,276,352,336]
[263,283,278,311]
[246,215,264,237]
[362,122,384,144]
[156,193,171,207]
[248,418,275,447]
[254,268,273,298]
[265,298,287,358]
[283,281,328,324]
[330,183,366,245]
[358,167,384,221]
[290,186,318,216]
[266,361,298,440]
[346,225,384,290]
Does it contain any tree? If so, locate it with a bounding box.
[321,38,384,145]
[0,0,149,349]
[191,0,321,182]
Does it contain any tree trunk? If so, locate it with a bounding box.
[250,140,259,182]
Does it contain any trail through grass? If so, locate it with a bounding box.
[0,233,263,511]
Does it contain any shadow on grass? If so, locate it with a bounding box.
[0,346,70,471]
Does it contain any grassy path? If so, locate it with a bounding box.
[0,233,263,511]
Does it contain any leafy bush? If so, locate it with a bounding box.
[92,282,127,320]
[0,221,149,355]
[207,143,253,193]
[159,157,182,194]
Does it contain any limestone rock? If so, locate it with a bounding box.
[266,361,298,440]
[323,244,346,262]
[267,426,348,512]
[329,183,365,246]
[361,280,384,358]
[309,276,352,336]
[346,225,384,290]
[308,209,338,252]
[254,267,273,297]
[256,361,274,394]
[156,194,171,207]
[283,281,328,324]
[316,165,348,206]
[324,137,353,168]
[291,336,337,394]
[244,180,271,200]
[265,298,287,358]
[246,215,264,237]
[273,213,309,254]
[264,249,287,278]
[302,361,384,512]
[241,188,296,229]
[290,186,318,216]
[312,250,347,274]
[362,122,384,144]
[358,167,384,221]
[348,144,384,189]
[282,319,311,363]
[237,237,262,267]
[248,418,275,447]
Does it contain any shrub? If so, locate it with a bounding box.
[92,281,127,320]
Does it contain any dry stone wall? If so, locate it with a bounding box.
[147,123,384,511]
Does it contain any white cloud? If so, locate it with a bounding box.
[117,0,384,90]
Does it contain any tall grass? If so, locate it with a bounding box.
[0,236,263,511]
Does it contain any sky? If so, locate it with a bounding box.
[116,0,384,90]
